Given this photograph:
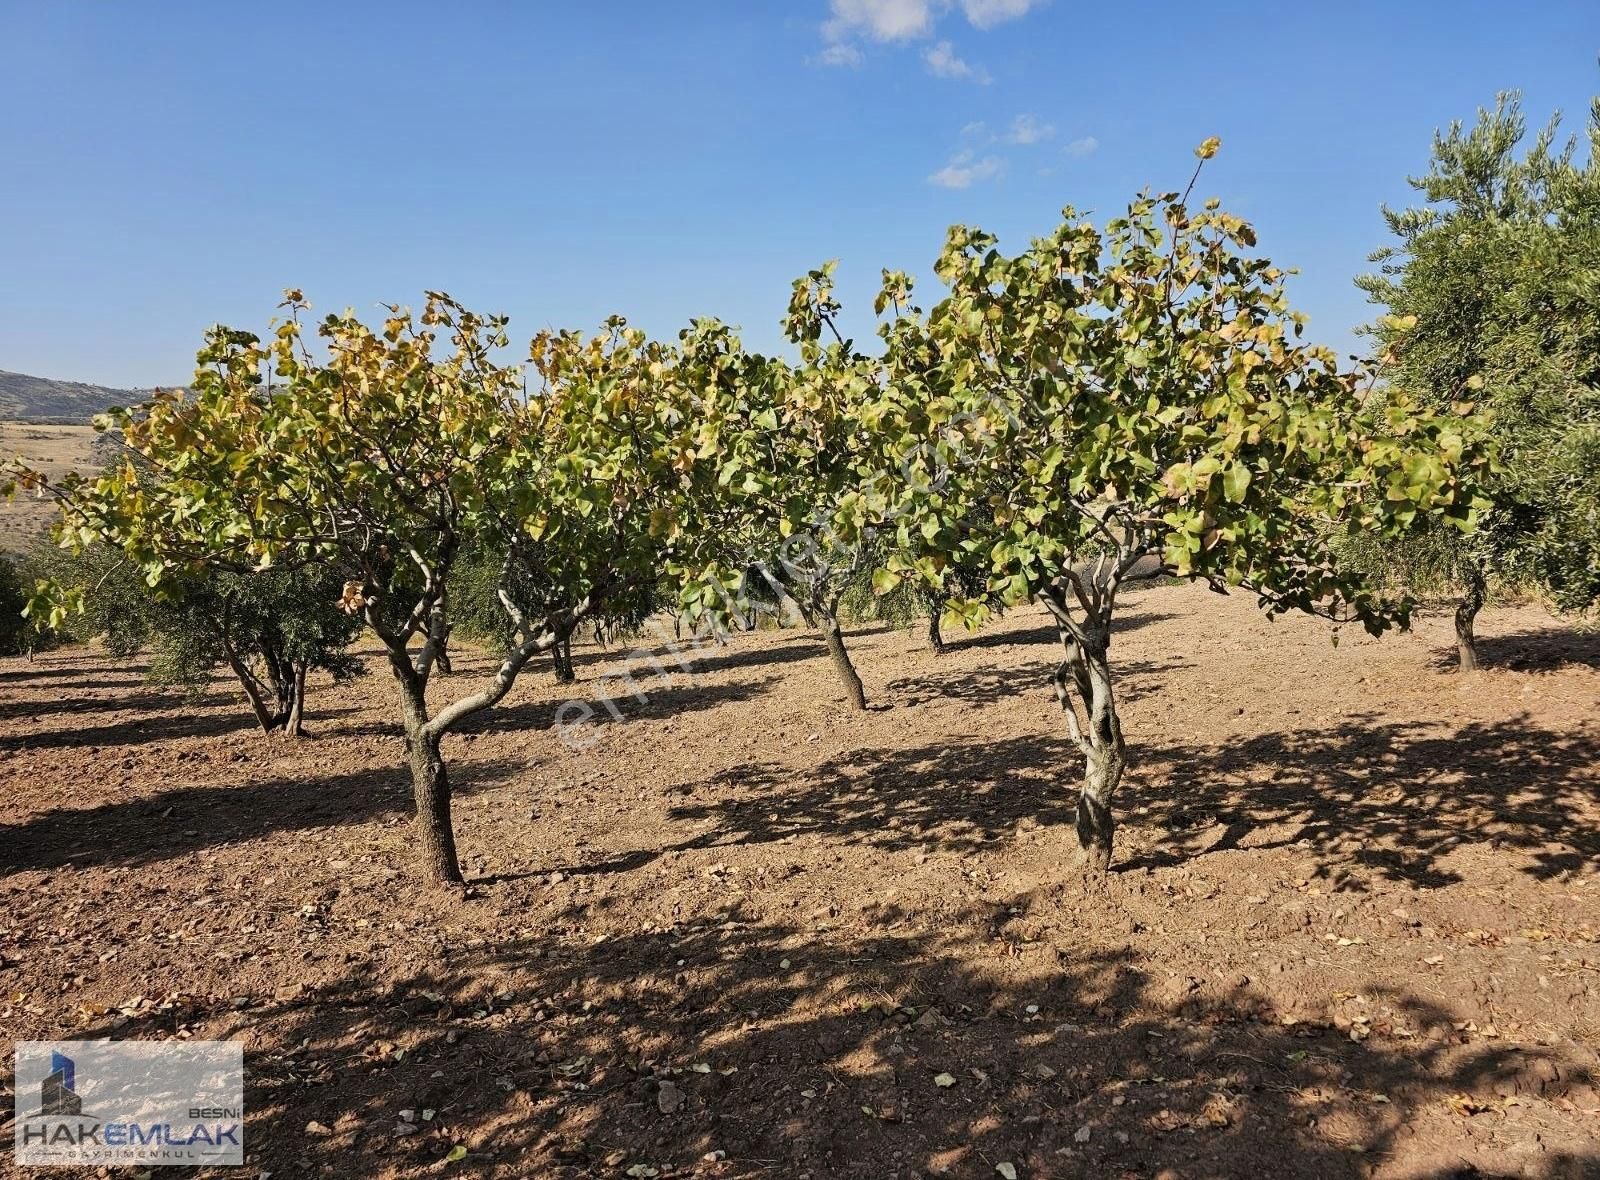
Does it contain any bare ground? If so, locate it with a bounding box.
[2,583,1598,1179]
[0,424,102,553]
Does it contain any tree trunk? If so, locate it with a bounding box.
[817,609,867,711]
[925,608,946,654]
[1455,565,1486,673]
[1055,627,1125,875]
[407,730,463,886]
[552,634,576,684]
[389,651,465,888]
[222,647,279,735]
[283,661,307,737]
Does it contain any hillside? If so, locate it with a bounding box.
[0,368,151,424]
[0,369,157,551]
[0,423,110,552]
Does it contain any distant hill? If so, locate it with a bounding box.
[0,369,158,424]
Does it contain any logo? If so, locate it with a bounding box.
[41,1051,84,1116]
[14,1041,244,1167]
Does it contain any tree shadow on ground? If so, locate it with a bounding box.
[99,897,1599,1179]
[0,688,187,723]
[667,733,1080,858]
[1429,626,1600,673]
[0,650,152,677]
[1126,714,1600,887]
[675,635,826,676]
[888,655,1189,711]
[1,703,266,749]
[0,700,366,750]
[455,675,781,736]
[945,607,1178,655]
[1,756,528,874]
[651,707,1598,888]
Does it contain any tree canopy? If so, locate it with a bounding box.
[14,293,720,884]
[848,150,1490,869]
[1357,92,1600,667]
[6,145,1497,883]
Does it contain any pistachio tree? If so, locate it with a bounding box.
[671,299,883,710]
[19,294,701,886]
[865,147,1490,872]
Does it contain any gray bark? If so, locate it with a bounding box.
[1053,625,1125,874]
[408,730,461,886]
[391,654,464,886]
[817,608,867,711]
[1455,564,1486,673]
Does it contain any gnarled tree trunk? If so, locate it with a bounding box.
[925,606,946,654]
[282,661,308,737]
[1455,564,1486,673]
[220,638,309,737]
[1054,623,1126,875]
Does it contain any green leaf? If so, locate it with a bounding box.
[1222,462,1251,503]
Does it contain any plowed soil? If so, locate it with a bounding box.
[2,583,1598,1179]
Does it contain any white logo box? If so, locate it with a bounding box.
[14,1040,244,1167]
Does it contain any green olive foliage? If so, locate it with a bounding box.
[33,541,360,734]
[1357,92,1600,667]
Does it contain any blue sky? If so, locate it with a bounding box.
[2,0,1597,388]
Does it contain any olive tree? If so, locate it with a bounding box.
[0,551,49,657]
[863,147,1490,872]
[21,293,706,886]
[36,542,359,735]
[1357,92,1600,668]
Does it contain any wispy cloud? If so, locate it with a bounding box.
[1063,135,1099,157]
[959,0,1045,29]
[1002,113,1054,145]
[928,150,1003,188]
[814,42,866,67]
[814,0,1043,69]
[922,39,989,82]
[824,0,936,43]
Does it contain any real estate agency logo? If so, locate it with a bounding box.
[14,1040,244,1167]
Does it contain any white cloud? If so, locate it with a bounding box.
[1003,113,1054,145]
[959,0,1044,29]
[814,0,1043,67]
[814,42,866,67]
[928,150,1003,188]
[1062,135,1099,157]
[922,39,990,82]
[824,0,936,42]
